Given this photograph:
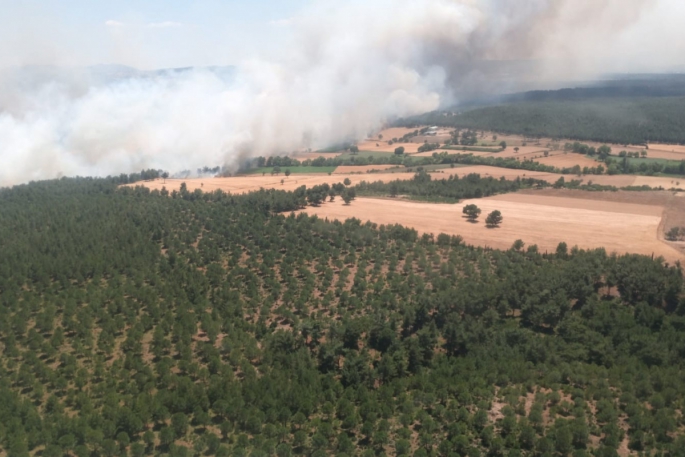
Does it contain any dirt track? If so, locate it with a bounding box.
[298,195,684,262]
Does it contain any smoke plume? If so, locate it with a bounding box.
[0,0,681,185]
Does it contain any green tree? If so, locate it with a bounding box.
[394,146,405,155]
[463,204,481,222]
[485,210,503,227]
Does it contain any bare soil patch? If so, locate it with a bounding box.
[297,195,684,262]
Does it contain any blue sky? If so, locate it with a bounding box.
[0,0,311,69]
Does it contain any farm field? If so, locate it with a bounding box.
[132,164,685,197]
[132,172,417,194]
[243,166,337,175]
[297,194,685,262]
[333,164,402,174]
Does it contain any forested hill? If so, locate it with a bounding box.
[1,178,685,456]
[399,97,685,145]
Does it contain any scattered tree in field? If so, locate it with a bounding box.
[395,146,405,155]
[485,210,503,227]
[350,145,359,154]
[378,134,383,140]
[161,172,169,183]
[273,166,281,175]
[512,239,525,251]
[641,150,648,158]
[499,141,507,150]
[514,147,520,153]
[543,151,549,157]
[462,204,481,222]
[285,169,291,177]
[343,178,351,186]
[342,188,356,205]
[666,227,682,241]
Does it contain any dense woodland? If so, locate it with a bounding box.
[399,97,685,145]
[356,172,547,202]
[1,176,685,457]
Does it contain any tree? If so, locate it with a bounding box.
[273,166,281,175]
[395,146,405,155]
[343,178,351,186]
[500,141,507,150]
[463,204,481,222]
[485,210,503,227]
[285,169,291,177]
[162,172,169,183]
[342,188,356,205]
[350,146,359,154]
[514,147,520,153]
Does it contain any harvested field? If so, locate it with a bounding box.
[333,164,402,174]
[130,165,685,199]
[534,152,601,169]
[356,140,423,153]
[298,195,684,262]
[649,143,685,155]
[127,173,417,195]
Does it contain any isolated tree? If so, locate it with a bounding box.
[343,178,351,186]
[285,169,291,177]
[273,166,281,175]
[641,150,647,158]
[161,172,169,183]
[514,147,520,153]
[395,146,405,155]
[485,210,503,227]
[350,145,359,154]
[462,204,481,222]
[378,134,383,140]
[499,141,507,150]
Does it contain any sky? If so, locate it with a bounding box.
[0,0,310,69]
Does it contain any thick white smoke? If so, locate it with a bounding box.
[0,0,678,185]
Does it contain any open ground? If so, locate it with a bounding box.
[134,164,685,195]
[297,193,685,263]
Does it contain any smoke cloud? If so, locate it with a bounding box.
[0,0,682,185]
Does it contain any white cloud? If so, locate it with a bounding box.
[146,21,183,29]
[104,20,125,28]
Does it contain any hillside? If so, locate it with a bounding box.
[399,97,685,146]
[0,177,684,456]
